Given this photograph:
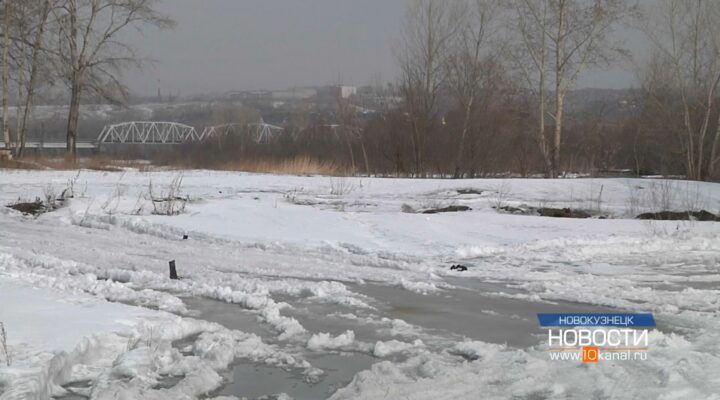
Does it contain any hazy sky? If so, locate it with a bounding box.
[125,0,646,97]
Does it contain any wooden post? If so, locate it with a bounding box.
[169,260,178,280]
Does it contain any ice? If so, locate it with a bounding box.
[1,169,719,399]
[372,340,424,357]
[307,331,356,352]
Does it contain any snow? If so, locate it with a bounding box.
[0,278,150,358]
[372,339,424,358]
[0,169,719,399]
[307,331,356,352]
[0,275,229,399]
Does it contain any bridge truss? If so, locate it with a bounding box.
[200,122,284,144]
[97,121,201,145]
[96,121,284,146]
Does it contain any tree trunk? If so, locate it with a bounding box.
[694,71,720,180]
[15,55,23,147]
[344,129,356,173]
[681,103,696,179]
[551,1,566,179]
[359,138,370,175]
[708,108,720,179]
[553,92,565,178]
[2,0,10,150]
[66,75,83,157]
[537,84,552,177]
[65,0,80,157]
[18,0,50,158]
[410,119,421,176]
[454,98,473,179]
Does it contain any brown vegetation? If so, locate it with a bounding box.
[162,154,348,176]
[637,210,719,221]
[6,199,45,215]
[3,1,720,182]
[0,155,140,171]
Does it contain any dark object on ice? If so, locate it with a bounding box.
[182,234,189,240]
[537,207,591,219]
[497,205,601,219]
[169,260,178,280]
[6,200,45,215]
[456,188,483,195]
[497,205,526,214]
[152,196,187,203]
[422,205,472,214]
[450,264,468,272]
[637,210,719,221]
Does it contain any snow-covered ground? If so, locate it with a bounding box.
[0,169,719,399]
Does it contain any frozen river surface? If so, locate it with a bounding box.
[0,170,719,399]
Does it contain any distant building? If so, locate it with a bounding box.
[271,88,317,101]
[316,85,358,101]
[226,90,272,102]
[339,86,357,99]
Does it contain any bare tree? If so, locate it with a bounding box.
[336,94,371,174]
[52,0,173,156]
[640,0,720,180]
[510,0,551,175]
[510,0,633,177]
[2,0,11,150]
[12,0,53,157]
[445,0,501,178]
[397,0,459,176]
[710,2,720,179]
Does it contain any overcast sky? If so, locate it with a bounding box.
[124,0,647,97]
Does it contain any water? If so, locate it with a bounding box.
[53,380,92,400]
[217,353,375,400]
[273,297,389,344]
[182,296,273,338]
[350,279,625,348]
[183,297,378,400]
[181,277,663,399]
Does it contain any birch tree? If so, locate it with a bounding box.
[0,0,56,156]
[510,0,632,177]
[12,0,53,156]
[641,0,720,180]
[2,0,11,150]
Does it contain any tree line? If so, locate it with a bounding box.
[181,0,720,181]
[377,0,720,180]
[0,0,172,157]
[3,0,720,182]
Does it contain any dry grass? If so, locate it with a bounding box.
[0,155,150,172]
[211,156,349,176]
[1,322,10,366]
[0,157,49,170]
[1,154,348,176]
